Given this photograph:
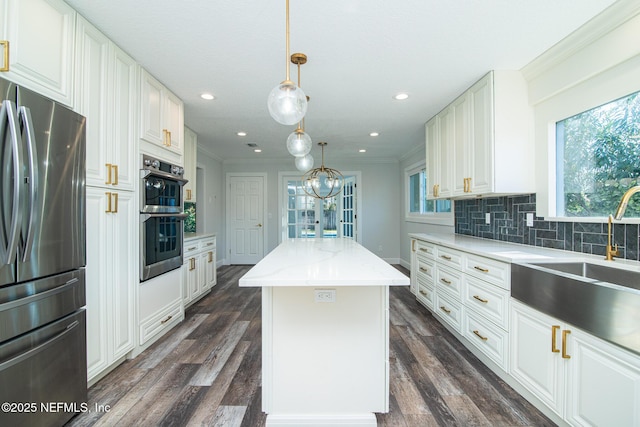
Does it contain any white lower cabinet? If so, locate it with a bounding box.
[182,235,217,307]
[85,188,135,383]
[511,299,640,426]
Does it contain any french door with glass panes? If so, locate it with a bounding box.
[285,176,357,240]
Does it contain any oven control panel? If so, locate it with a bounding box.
[142,154,184,177]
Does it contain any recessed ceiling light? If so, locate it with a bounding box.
[254,149,262,153]
[369,132,379,137]
[237,131,247,136]
[359,149,367,153]
[393,93,409,100]
[200,93,215,100]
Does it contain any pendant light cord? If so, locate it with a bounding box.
[285,0,291,82]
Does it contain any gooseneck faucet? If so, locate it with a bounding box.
[606,185,640,260]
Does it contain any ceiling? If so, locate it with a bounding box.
[66,0,618,164]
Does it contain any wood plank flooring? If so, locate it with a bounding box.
[67,265,555,427]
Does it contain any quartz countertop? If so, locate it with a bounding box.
[184,232,216,242]
[239,238,410,287]
[410,232,640,272]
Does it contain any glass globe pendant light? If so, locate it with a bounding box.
[286,53,312,157]
[295,153,314,172]
[267,0,308,125]
[302,142,344,199]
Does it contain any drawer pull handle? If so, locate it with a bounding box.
[474,266,489,273]
[551,325,560,353]
[161,315,173,324]
[440,255,452,261]
[473,330,488,341]
[419,290,428,297]
[419,248,429,252]
[187,246,198,251]
[419,267,428,273]
[0,40,9,72]
[473,295,488,303]
[412,240,416,252]
[439,306,451,314]
[440,278,451,285]
[562,329,571,359]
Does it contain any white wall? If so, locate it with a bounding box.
[222,157,402,261]
[195,149,224,262]
[522,2,640,219]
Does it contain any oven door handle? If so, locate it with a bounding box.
[140,212,189,222]
[140,168,188,185]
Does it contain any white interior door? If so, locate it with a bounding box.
[227,174,265,264]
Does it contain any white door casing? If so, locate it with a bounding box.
[226,174,266,264]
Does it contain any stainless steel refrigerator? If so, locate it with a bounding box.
[0,77,87,427]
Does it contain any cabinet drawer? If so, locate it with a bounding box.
[463,310,508,371]
[417,258,435,282]
[201,237,216,250]
[416,277,434,310]
[436,246,463,270]
[435,264,462,299]
[184,240,201,257]
[463,276,509,329]
[464,253,509,290]
[415,240,435,260]
[434,292,463,333]
[139,300,182,346]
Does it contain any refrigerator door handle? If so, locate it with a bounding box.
[18,106,38,262]
[0,99,23,265]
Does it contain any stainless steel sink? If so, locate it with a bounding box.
[528,261,640,291]
[512,261,640,355]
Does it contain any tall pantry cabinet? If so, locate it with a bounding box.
[75,15,138,384]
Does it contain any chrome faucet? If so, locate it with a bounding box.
[605,185,640,261]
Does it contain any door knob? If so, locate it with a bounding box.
[256,223,262,227]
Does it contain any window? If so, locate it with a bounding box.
[556,90,640,218]
[405,161,452,224]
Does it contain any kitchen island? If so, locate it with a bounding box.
[239,238,409,427]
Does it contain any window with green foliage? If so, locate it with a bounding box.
[556,90,640,218]
[406,162,451,222]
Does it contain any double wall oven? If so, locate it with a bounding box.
[140,154,188,281]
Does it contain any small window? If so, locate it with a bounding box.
[405,161,452,224]
[556,91,640,218]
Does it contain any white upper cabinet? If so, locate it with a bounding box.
[75,16,137,191]
[426,70,534,199]
[183,126,197,202]
[0,0,76,106]
[140,68,184,161]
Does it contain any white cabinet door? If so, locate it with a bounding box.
[452,93,470,196]
[107,45,138,191]
[75,16,109,188]
[565,328,640,427]
[468,74,493,194]
[109,191,136,360]
[510,300,565,417]
[437,107,453,198]
[140,68,183,157]
[1,0,75,105]
[140,69,164,146]
[85,188,135,381]
[85,189,109,380]
[183,126,197,202]
[203,249,216,290]
[425,118,439,199]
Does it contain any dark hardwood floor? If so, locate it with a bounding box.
[67,265,555,427]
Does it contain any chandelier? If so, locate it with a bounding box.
[302,142,344,199]
[267,0,308,125]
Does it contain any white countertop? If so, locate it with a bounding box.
[184,232,216,242]
[410,232,640,272]
[239,238,410,287]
